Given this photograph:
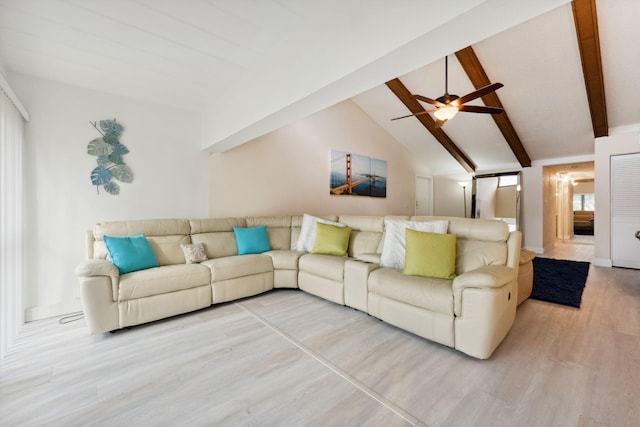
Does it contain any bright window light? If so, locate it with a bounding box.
[498,175,518,187]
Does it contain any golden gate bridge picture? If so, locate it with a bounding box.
[330,150,387,198]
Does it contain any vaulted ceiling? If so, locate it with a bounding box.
[354,0,640,175]
[1,0,638,176]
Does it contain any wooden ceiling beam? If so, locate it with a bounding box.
[385,78,476,173]
[572,0,608,138]
[455,46,532,168]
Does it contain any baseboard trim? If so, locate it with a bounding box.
[525,246,544,254]
[25,299,82,322]
[593,258,613,267]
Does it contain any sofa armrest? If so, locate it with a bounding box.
[452,265,518,358]
[506,230,522,271]
[344,260,379,312]
[74,259,120,301]
[452,265,516,317]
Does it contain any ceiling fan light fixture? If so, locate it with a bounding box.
[433,105,458,121]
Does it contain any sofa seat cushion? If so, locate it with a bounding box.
[265,250,305,270]
[118,264,211,301]
[299,253,349,282]
[202,254,273,282]
[368,268,453,315]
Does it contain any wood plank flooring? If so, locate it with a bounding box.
[2,246,639,426]
[540,238,595,263]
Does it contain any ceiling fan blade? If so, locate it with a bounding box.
[412,94,446,108]
[390,109,436,121]
[456,82,504,105]
[459,105,504,114]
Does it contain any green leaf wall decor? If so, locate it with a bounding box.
[87,138,110,156]
[103,133,119,145]
[103,181,120,195]
[112,143,129,154]
[100,120,124,136]
[111,164,134,183]
[108,152,124,165]
[87,119,133,195]
[90,166,112,185]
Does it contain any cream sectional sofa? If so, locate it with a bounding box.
[75,215,522,359]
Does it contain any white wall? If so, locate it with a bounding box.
[433,175,473,218]
[209,100,415,217]
[594,129,640,266]
[9,73,208,321]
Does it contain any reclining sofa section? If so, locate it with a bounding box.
[75,215,522,359]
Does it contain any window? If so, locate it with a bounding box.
[498,175,518,187]
[573,193,595,211]
[0,86,26,359]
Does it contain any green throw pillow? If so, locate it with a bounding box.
[403,228,456,279]
[311,222,352,256]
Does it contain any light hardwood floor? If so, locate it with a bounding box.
[2,247,639,426]
[540,238,595,263]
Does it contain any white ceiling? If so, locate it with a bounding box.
[0,0,485,112]
[1,0,638,176]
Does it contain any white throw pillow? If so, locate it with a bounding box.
[296,214,346,252]
[180,243,207,264]
[380,219,449,269]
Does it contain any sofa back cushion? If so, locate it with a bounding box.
[338,215,384,258]
[246,216,292,251]
[291,215,304,250]
[411,216,509,274]
[190,217,246,259]
[93,219,191,266]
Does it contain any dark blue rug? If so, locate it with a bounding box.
[531,257,590,308]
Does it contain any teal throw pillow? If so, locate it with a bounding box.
[233,226,270,255]
[103,234,159,275]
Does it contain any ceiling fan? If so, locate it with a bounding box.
[391,56,505,127]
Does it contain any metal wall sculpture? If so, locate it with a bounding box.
[87,119,133,195]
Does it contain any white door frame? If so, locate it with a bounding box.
[415,175,433,216]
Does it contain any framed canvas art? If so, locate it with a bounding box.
[330,150,386,198]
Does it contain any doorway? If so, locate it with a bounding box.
[415,176,433,216]
[543,162,595,260]
[542,162,606,261]
[543,162,598,261]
